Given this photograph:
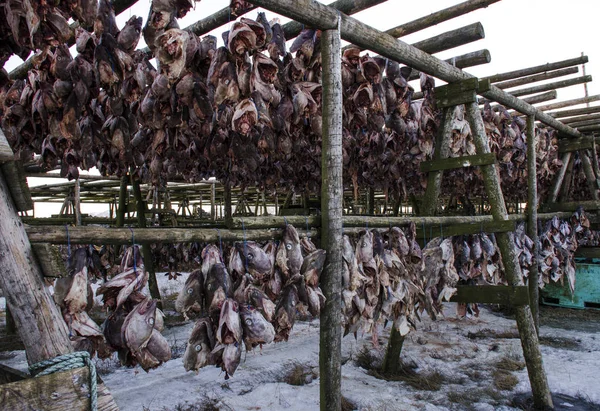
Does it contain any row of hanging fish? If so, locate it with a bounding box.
[54,245,171,371]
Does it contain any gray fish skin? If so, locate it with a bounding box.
[301,249,326,287]
[175,269,204,316]
[235,241,272,277]
[122,297,157,355]
[283,224,303,275]
[205,263,232,318]
[240,305,275,348]
[222,342,242,379]
[217,299,243,345]
[273,284,299,342]
[183,317,215,372]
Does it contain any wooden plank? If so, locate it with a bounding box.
[0,367,118,411]
[436,90,477,108]
[574,247,600,259]
[449,285,530,305]
[416,220,515,239]
[542,200,600,213]
[0,363,29,384]
[31,244,67,277]
[435,77,480,97]
[558,137,594,153]
[420,153,496,172]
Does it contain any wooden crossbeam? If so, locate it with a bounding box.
[450,285,530,305]
[415,220,515,239]
[542,200,600,213]
[420,153,496,172]
[558,136,597,153]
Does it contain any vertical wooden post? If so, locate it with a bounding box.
[580,151,599,200]
[224,181,232,226]
[548,152,572,203]
[526,115,540,335]
[559,155,575,201]
[115,175,128,227]
[73,178,82,226]
[382,327,405,374]
[131,175,162,309]
[466,102,553,409]
[210,184,216,220]
[5,304,16,335]
[0,169,73,365]
[367,188,375,215]
[320,20,343,411]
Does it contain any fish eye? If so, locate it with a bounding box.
[195,344,202,352]
[286,243,292,250]
[247,253,254,261]
[148,318,155,325]
[362,242,368,247]
[245,318,253,326]
[224,79,230,85]
[187,288,193,294]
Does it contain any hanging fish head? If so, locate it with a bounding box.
[282,224,303,275]
[122,297,157,353]
[227,22,257,56]
[356,230,375,263]
[267,22,286,60]
[217,299,243,344]
[234,241,272,277]
[201,244,222,275]
[240,305,275,347]
[231,99,258,135]
[205,263,232,315]
[246,286,276,322]
[183,317,215,372]
[301,249,326,287]
[175,269,204,315]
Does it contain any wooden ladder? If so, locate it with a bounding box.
[419,78,553,409]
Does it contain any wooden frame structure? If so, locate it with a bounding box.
[4,0,600,409]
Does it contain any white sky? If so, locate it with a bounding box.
[4,0,599,216]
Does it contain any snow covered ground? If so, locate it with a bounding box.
[1,273,599,410]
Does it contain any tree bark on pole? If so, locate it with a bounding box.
[115,175,129,227]
[526,115,540,335]
[466,103,553,409]
[0,169,73,365]
[74,178,82,226]
[131,175,162,309]
[319,21,343,411]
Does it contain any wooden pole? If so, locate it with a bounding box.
[0,169,73,365]
[224,181,232,226]
[561,113,600,125]
[559,155,575,202]
[465,103,553,409]
[246,0,581,138]
[536,95,600,112]
[580,152,599,200]
[211,184,216,220]
[526,115,540,335]
[131,175,162,309]
[503,91,558,115]
[115,176,128,228]
[319,20,343,411]
[508,75,592,98]
[5,305,16,335]
[403,22,486,55]
[0,129,14,163]
[548,153,572,203]
[494,67,579,90]
[382,327,405,374]
[576,124,600,133]
[73,178,82,226]
[549,105,600,119]
[408,49,491,83]
[482,55,589,84]
[567,118,600,128]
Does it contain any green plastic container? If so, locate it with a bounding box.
[541,260,600,310]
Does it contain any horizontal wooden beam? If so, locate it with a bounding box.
[482,55,589,84]
[503,91,558,115]
[415,220,515,239]
[420,153,496,172]
[577,124,600,133]
[410,22,485,55]
[535,94,600,112]
[542,200,600,212]
[494,67,579,90]
[449,285,530,305]
[574,247,600,259]
[509,75,592,98]
[561,113,600,125]
[558,136,598,153]
[410,49,492,89]
[569,118,600,128]
[548,105,600,119]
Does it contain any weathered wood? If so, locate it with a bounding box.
[115,176,128,228]
[0,363,29,384]
[494,67,579,90]
[411,22,485,55]
[450,285,529,305]
[408,49,492,83]
[131,176,162,308]
[0,169,73,365]
[482,55,589,84]
[31,243,67,277]
[502,91,559,116]
[436,90,477,108]
[9,0,139,80]
[0,366,118,411]
[1,162,33,212]
[74,178,82,226]
[382,327,405,374]
[561,113,600,125]
[574,247,600,259]
[319,25,344,411]
[0,129,14,163]
[559,154,575,202]
[385,0,500,38]
[543,200,600,213]
[415,220,514,239]
[422,107,456,215]
[246,0,580,137]
[465,102,553,409]
[580,152,599,200]
[576,124,600,133]
[558,138,596,153]
[536,95,600,112]
[569,118,600,128]
[526,115,540,335]
[224,181,232,225]
[5,305,16,335]
[548,152,572,203]
[508,75,592,98]
[319,24,343,411]
[420,153,496,172]
[548,105,600,119]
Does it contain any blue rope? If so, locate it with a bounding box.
[29,352,97,411]
[241,219,249,273]
[283,216,288,226]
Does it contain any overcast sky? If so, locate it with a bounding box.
[5,0,597,216]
